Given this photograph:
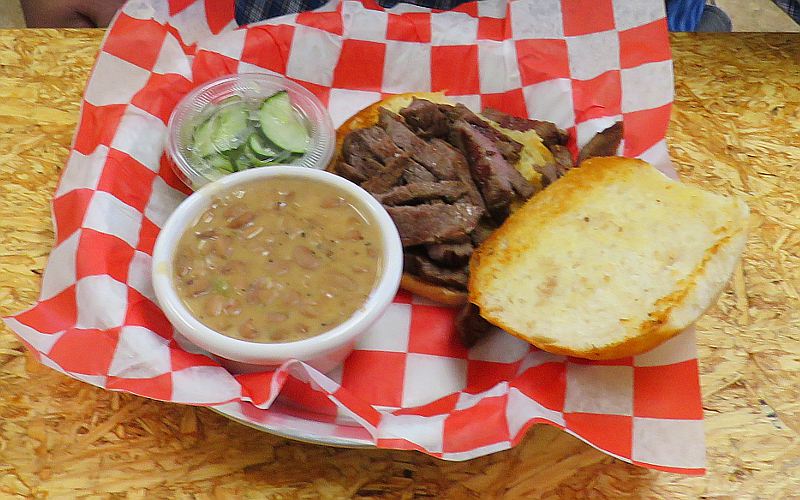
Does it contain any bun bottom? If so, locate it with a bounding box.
[401,274,467,306]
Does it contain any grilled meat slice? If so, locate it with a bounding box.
[375,181,467,206]
[400,97,450,138]
[386,202,484,247]
[404,253,469,290]
[577,122,623,164]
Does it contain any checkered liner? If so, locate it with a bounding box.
[4,0,706,471]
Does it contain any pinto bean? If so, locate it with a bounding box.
[200,209,215,224]
[190,259,208,277]
[258,288,280,305]
[283,290,303,307]
[195,229,217,240]
[224,299,241,316]
[250,276,269,290]
[301,307,319,319]
[320,196,345,208]
[220,260,245,275]
[227,210,255,229]
[205,295,225,317]
[239,319,258,339]
[177,264,193,278]
[175,253,193,278]
[277,190,296,203]
[292,245,320,270]
[344,228,364,241]
[196,239,211,255]
[187,276,210,297]
[266,259,291,276]
[242,225,263,240]
[329,272,357,291]
[270,330,289,341]
[231,276,249,292]
[223,204,246,219]
[266,312,288,323]
[213,236,233,258]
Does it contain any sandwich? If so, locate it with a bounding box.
[329,93,595,305]
[329,93,742,360]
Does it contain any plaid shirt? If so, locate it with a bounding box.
[235,0,473,24]
[665,0,704,31]
[774,0,800,23]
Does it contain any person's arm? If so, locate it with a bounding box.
[21,0,125,28]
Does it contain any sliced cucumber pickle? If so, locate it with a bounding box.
[248,133,279,159]
[192,114,218,158]
[258,91,310,154]
[206,154,234,173]
[188,90,312,176]
[212,103,249,152]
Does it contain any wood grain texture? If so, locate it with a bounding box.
[0,29,797,498]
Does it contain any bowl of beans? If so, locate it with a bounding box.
[151,166,403,373]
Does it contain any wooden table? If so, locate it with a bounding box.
[0,30,797,498]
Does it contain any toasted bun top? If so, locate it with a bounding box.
[469,156,749,359]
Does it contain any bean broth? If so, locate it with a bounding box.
[174,177,383,343]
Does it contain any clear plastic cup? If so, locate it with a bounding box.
[166,73,335,190]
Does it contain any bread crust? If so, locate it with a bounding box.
[469,156,749,360]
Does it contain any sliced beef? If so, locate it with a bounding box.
[404,253,469,290]
[334,161,369,184]
[482,108,569,149]
[346,151,383,176]
[341,131,373,166]
[426,241,474,267]
[552,144,574,171]
[453,120,534,220]
[455,303,494,348]
[348,155,385,182]
[577,122,623,164]
[360,154,407,194]
[399,98,449,138]
[402,160,436,184]
[376,181,467,206]
[379,108,459,181]
[536,144,574,187]
[428,138,485,210]
[470,219,496,246]
[441,104,522,164]
[439,102,486,127]
[386,202,483,247]
[342,126,402,165]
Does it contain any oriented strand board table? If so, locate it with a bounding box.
[0,30,798,498]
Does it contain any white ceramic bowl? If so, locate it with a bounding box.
[152,166,403,373]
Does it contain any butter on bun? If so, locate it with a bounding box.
[329,93,559,305]
[469,156,749,359]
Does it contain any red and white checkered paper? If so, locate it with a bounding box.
[4,0,706,472]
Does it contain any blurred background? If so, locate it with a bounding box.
[0,0,798,30]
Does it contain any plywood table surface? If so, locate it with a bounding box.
[0,30,797,498]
